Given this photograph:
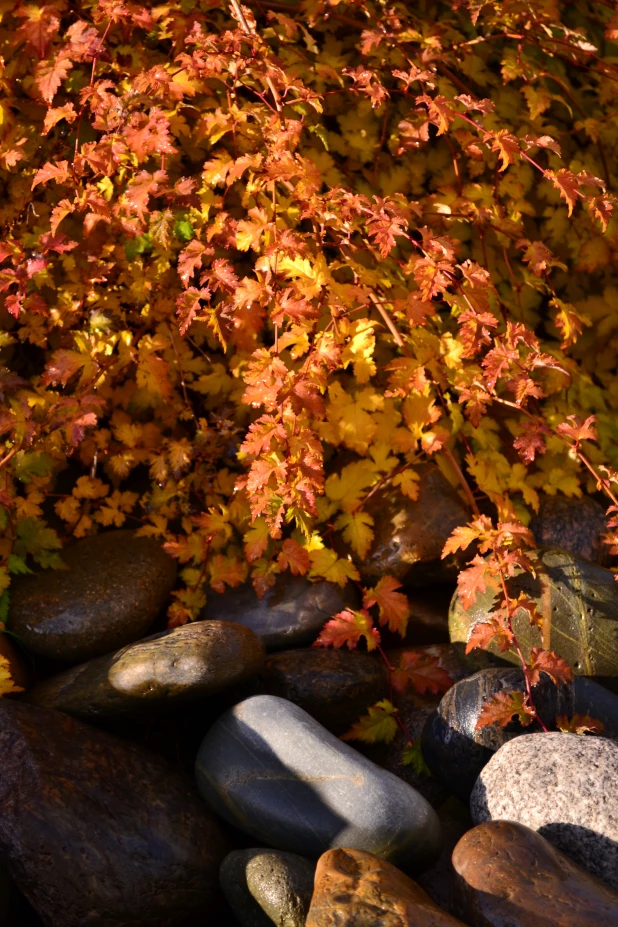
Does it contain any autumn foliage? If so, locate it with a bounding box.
[2,0,618,730]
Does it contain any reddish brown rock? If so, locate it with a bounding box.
[306,847,468,927]
[452,820,618,926]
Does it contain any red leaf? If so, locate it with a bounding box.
[556,414,597,445]
[31,160,71,190]
[465,616,515,654]
[475,690,536,730]
[35,55,73,105]
[363,575,410,636]
[547,168,580,217]
[391,651,453,695]
[526,648,574,687]
[513,422,548,464]
[277,538,310,576]
[314,608,380,651]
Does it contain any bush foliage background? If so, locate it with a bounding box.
[1,0,618,631]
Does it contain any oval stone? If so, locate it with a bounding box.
[453,821,618,927]
[8,531,177,663]
[201,574,357,651]
[220,849,315,927]
[306,847,467,927]
[24,621,265,719]
[422,669,618,800]
[196,695,442,869]
[470,732,618,889]
[0,700,226,926]
[449,548,618,676]
[257,648,388,734]
[360,464,469,587]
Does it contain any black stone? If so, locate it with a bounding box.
[200,573,357,651]
[8,530,177,663]
[0,700,226,926]
[421,668,618,801]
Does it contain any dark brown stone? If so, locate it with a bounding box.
[452,820,618,926]
[396,587,454,646]
[360,464,469,586]
[24,621,265,719]
[257,648,387,734]
[306,847,467,927]
[0,700,226,927]
[416,798,473,915]
[531,495,608,564]
[8,531,177,663]
[449,548,618,676]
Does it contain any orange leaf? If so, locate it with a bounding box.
[363,575,410,636]
[36,55,73,105]
[277,538,310,575]
[526,648,574,687]
[314,608,380,651]
[475,691,536,730]
[465,616,515,654]
[555,713,605,735]
[391,651,453,695]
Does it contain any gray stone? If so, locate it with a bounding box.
[201,574,356,651]
[24,621,265,719]
[196,695,442,870]
[0,700,226,926]
[471,732,618,890]
[449,548,618,677]
[8,530,177,663]
[220,849,315,927]
[531,494,608,564]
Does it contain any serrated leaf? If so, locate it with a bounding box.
[341,699,399,744]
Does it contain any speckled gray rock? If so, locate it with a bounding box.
[471,732,618,890]
[450,548,618,676]
[196,695,442,869]
[24,621,265,719]
[531,495,608,564]
[201,574,357,651]
[422,669,618,801]
[220,849,315,927]
[8,531,177,663]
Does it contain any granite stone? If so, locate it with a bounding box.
[471,732,618,890]
[8,530,177,663]
[201,574,357,651]
[306,847,467,927]
[24,620,265,719]
[453,820,618,926]
[531,494,608,564]
[196,695,442,869]
[220,849,315,927]
[0,700,226,926]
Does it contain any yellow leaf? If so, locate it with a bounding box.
[325,460,378,513]
[341,699,398,744]
[308,547,360,586]
[341,319,376,384]
[336,511,375,559]
[244,518,270,562]
[322,383,383,454]
[393,468,420,500]
[0,654,24,697]
[73,477,109,500]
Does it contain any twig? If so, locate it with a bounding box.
[230,0,285,125]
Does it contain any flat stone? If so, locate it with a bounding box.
[8,531,177,663]
[220,849,315,927]
[306,847,467,927]
[0,700,226,926]
[453,820,618,926]
[201,574,357,651]
[471,732,618,890]
[531,495,608,564]
[24,621,265,719]
[449,548,618,676]
[422,668,618,800]
[256,648,388,734]
[360,464,469,587]
[196,695,442,869]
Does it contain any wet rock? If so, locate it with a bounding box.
[422,668,618,800]
[416,798,473,916]
[306,847,467,927]
[449,548,618,677]
[360,464,469,587]
[201,574,356,651]
[471,732,618,889]
[24,621,265,719]
[257,648,388,734]
[8,531,177,663]
[220,849,315,927]
[0,700,226,926]
[196,695,442,869]
[453,820,618,926]
[531,495,608,564]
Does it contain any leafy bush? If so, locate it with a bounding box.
[2,0,618,726]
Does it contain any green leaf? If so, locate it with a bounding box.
[401,739,432,777]
[7,555,33,576]
[15,452,54,483]
[125,235,152,261]
[174,219,194,242]
[0,592,9,625]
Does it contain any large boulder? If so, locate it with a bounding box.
[0,701,226,926]
[531,495,608,564]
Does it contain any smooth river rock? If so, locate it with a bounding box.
[360,464,469,587]
[471,732,618,890]
[449,548,618,676]
[531,494,608,564]
[201,574,357,651]
[196,695,442,869]
[306,847,467,927]
[257,648,388,734]
[8,530,177,663]
[0,700,226,927]
[422,668,618,800]
[220,849,315,927]
[453,820,618,927]
[24,621,265,719]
